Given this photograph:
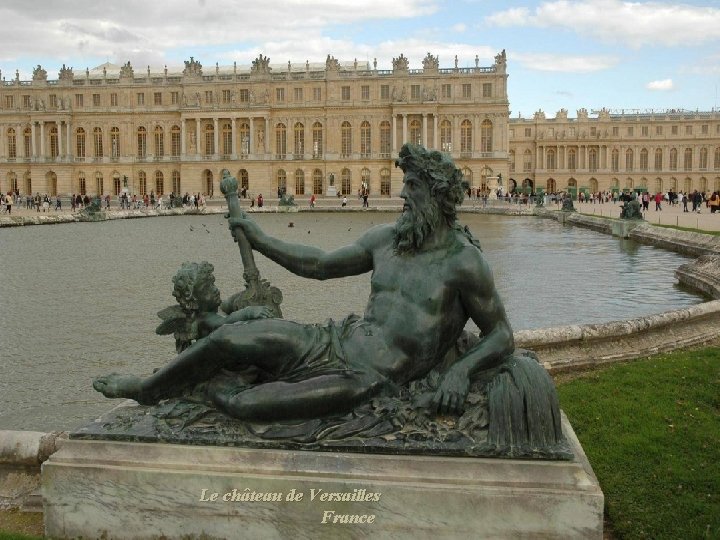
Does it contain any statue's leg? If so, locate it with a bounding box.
[209,371,388,421]
[94,319,315,404]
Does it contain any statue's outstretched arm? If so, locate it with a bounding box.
[229,218,381,280]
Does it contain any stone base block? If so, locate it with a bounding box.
[42,414,603,539]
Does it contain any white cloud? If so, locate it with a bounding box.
[513,52,618,73]
[486,1,720,47]
[646,78,673,90]
[451,23,467,33]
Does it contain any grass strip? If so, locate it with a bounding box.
[557,347,720,539]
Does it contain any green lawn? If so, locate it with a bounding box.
[557,347,720,539]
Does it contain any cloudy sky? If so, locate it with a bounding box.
[1,0,719,118]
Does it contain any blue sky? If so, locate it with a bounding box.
[1,0,719,118]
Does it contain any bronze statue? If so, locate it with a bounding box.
[619,198,644,220]
[92,144,566,458]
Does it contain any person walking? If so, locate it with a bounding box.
[341,195,348,207]
[310,194,316,208]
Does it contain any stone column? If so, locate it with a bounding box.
[195,119,201,157]
[39,121,45,159]
[57,122,63,159]
[66,121,72,159]
[264,117,269,154]
[250,118,255,155]
[433,115,438,149]
[402,114,407,145]
[181,119,187,156]
[213,118,219,156]
[31,122,36,158]
[392,114,397,153]
[422,114,427,147]
[231,117,236,157]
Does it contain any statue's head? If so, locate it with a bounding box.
[393,144,468,253]
[172,261,221,313]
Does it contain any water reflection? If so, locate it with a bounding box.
[0,213,704,431]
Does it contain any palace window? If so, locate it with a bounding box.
[312,122,323,158]
[277,169,287,194]
[409,120,421,146]
[669,148,678,170]
[379,121,391,156]
[171,92,179,105]
[313,87,322,101]
[154,126,165,157]
[78,172,85,195]
[656,125,663,135]
[136,93,145,106]
[312,169,323,195]
[239,89,249,103]
[482,83,492,98]
[360,121,371,157]
[5,95,14,108]
[172,170,181,194]
[137,127,147,158]
[462,84,471,98]
[294,88,303,102]
[7,128,17,158]
[93,127,104,158]
[293,122,304,158]
[523,150,532,172]
[154,92,162,105]
[524,127,531,137]
[460,119,472,153]
[589,149,598,172]
[671,125,678,135]
[440,120,452,152]
[361,85,370,100]
[441,84,451,98]
[627,127,634,136]
[239,123,250,155]
[480,120,493,152]
[713,148,720,170]
[341,168,351,195]
[380,85,389,100]
[138,171,147,196]
[700,147,708,170]
[171,126,181,157]
[75,94,84,107]
[239,169,249,191]
[684,148,692,171]
[640,148,648,171]
[76,128,86,158]
[24,128,31,158]
[641,126,649,136]
[204,124,214,156]
[155,171,164,196]
[411,85,420,99]
[222,123,232,155]
[655,148,663,171]
[611,149,619,172]
[341,121,352,157]
[110,93,118,106]
[685,125,692,135]
[222,90,231,104]
[294,169,305,195]
[625,149,634,171]
[95,172,103,195]
[49,94,57,108]
[50,127,59,158]
[276,88,284,102]
[93,94,100,106]
[509,150,515,172]
[205,91,213,104]
[546,149,556,170]
[380,168,391,196]
[341,86,350,101]
[568,148,577,170]
[23,95,32,108]
[275,123,287,159]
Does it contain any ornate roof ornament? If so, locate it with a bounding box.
[494,49,507,66]
[422,52,439,72]
[120,61,134,79]
[58,64,74,82]
[392,54,409,73]
[325,55,340,72]
[251,54,271,75]
[183,57,203,77]
[32,65,47,82]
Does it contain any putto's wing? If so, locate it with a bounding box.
[155,305,189,335]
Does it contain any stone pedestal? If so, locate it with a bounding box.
[326,186,337,197]
[42,414,603,539]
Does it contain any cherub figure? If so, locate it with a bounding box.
[156,261,272,352]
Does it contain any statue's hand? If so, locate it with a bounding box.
[240,305,274,320]
[429,368,470,416]
[228,216,261,243]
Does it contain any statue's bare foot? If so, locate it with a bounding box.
[93,374,143,401]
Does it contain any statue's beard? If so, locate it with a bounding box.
[394,200,441,254]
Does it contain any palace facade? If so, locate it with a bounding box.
[0,51,718,199]
[0,52,510,199]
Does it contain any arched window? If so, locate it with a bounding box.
[341,122,352,157]
[95,171,103,195]
[684,177,692,193]
[312,122,323,158]
[625,149,634,171]
[655,178,663,193]
[589,178,598,192]
[480,119,492,152]
[113,172,121,195]
[155,171,164,196]
[463,167,474,188]
[625,177,634,189]
[93,127,103,158]
[655,148,663,171]
[440,120,452,152]
[137,127,147,158]
[360,121,371,157]
[361,168,371,194]
[77,172,85,195]
[669,148,678,170]
[546,178,557,192]
[138,171,147,196]
[294,122,304,158]
[509,150,515,172]
[221,122,231,156]
[111,127,120,158]
[204,124,214,156]
[276,169,287,194]
[546,149,556,170]
[379,121,391,155]
[568,148,577,170]
[312,169,323,194]
[7,172,18,193]
[294,169,305,195]
[172,170,181,194]
[239,122,250,156]
[700,147,708,170]
[341,168,351,195]
[588,148,598,172]
[700,177,707,192]
[24,128,31,158]
[409,119,421,145]
[275,123,287,159]
[152,126,163,157]
[7,128,17,159]
[460,120,472,153]
[640,148,648,171]
[239,169,249,191]
[76,128,86,158]
[170,125,180,157]
[48,171,58,196]
[380,168,391,196]
[49,127,59,159]
[204,170,213,196]
[714,147,720,170]
[611,149,619,172]
[684,148,693,171]
[523,149,532,172]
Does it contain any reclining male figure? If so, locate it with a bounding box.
[94,144,515,421]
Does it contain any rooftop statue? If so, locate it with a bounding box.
[91,144,568,458]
